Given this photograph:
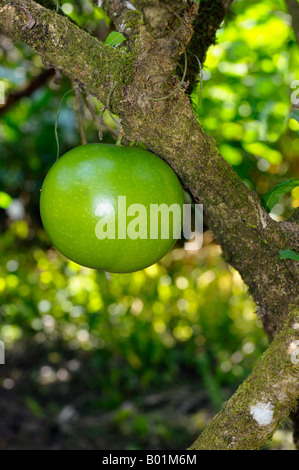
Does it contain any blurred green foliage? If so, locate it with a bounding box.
[0,0,298,450]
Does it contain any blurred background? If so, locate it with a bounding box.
[0,0,298,450]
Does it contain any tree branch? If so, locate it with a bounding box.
[0,69,54,117]
[286,0,299,45]
[0,0,133,104]
[189,301,299,450]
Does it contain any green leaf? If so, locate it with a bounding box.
[105,32,126,47]
[0,191,12,209]
[279,249,299,261]
[261,179,299,213]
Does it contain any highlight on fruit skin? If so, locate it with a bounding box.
[40,144,185,273]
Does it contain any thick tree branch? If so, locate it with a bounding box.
[189,301,299,450]
[286,0,299,45]
[0,69,54,117]
[0,0,133,104]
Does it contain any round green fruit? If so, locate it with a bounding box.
[40,144,184,273]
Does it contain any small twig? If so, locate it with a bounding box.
[73,81,87,146]
[144,51,187,102]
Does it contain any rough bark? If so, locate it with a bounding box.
[0,0,298,450]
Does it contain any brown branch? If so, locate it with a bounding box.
[286,0,299,45]
[189,301,299,450]
[0,69,54,117]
